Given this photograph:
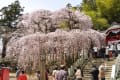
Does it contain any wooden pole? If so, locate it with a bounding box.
[40,59,46,80]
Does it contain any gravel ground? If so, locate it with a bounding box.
[10,73,53,80]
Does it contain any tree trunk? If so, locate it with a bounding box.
[2,37,7,58]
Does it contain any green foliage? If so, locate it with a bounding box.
[59,21,69,29]
[0,0,24,29]
[84,11,109,30]
[96,0,114,23]
[66,3,72,9]
[0,0,24,58]
[81,0,120,31]
[65,56,74,68]
[94,18,109,30]
[82,0,97,11]
[71,7,77,12]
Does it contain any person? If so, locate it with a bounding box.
[99,46,105,58]
[109,44,113,53]
[18,70,27,80]
[45,68,49,80]
[112,43,118,57]
[109,51,113,60]
[56,65,67,80]
[16,67,22,79]
[36,71,40,80]
[93,46,98,58]
[73,69,77,80]
[99,63,105,80]
[117,42,120,53]
[75,66,83,80]
[105,46,109,61]
[90,65,99,80]
[52,66,59,80]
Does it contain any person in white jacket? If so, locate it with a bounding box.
[75,66,82,80]
[52,66,59,80]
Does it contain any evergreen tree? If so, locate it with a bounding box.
[0,0,24,29]
[0,0,24,58]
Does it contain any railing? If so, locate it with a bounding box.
[111,65,116,80]
[111,54,120,80]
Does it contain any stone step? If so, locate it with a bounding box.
[83,77,111,80]
[84,66,112,69]
[83,58,116,80]
[84,70,112,73]
[83,71,111,74]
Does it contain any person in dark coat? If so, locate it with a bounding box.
[45,68,49,80]
[90,65,99,80]
[99,46,105,58]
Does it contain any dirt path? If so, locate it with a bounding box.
[10,73,53,80]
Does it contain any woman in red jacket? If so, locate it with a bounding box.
[18,71,27,80]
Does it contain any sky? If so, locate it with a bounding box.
[0,0,82,13]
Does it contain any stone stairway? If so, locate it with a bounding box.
[83,58,116,80]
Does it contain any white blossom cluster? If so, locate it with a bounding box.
[16,8,92,33]
[5,8,105,70]
[6,29,105,70]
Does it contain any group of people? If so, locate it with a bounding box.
[52,65,67,80]
[15,59,108,80]
[52,65,84,80]
[73,63,106,80]
[15,43,120,80]
[15,63,106,80]
[106,43,119,57]
[16,68,27,80]
[16,67,42,80]
[90,62,107,80]
[92,42,119,60]
[16,65,67,80]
